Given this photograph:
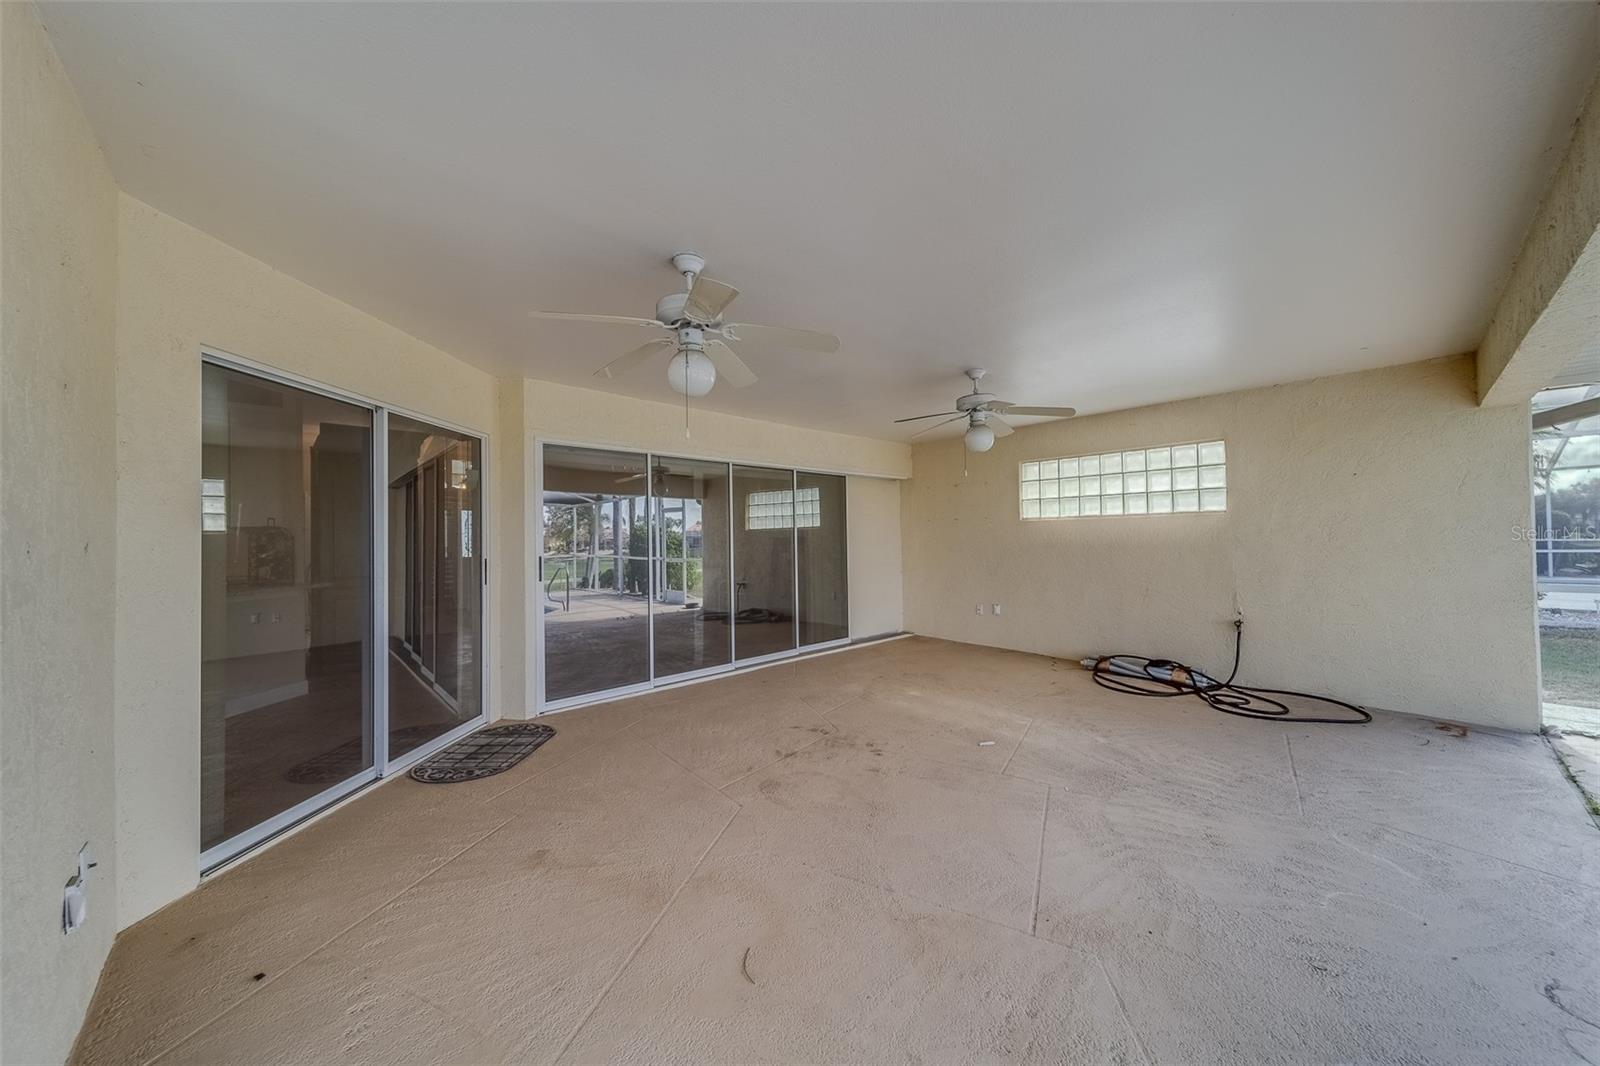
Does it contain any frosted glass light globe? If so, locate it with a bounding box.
[667,349,716,397]
[964,423,996,452]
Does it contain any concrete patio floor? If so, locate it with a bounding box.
[73,637,1599,1065]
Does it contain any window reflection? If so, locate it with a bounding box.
[200,363,372,852]
[733,465,797,661]
[652,457,733,679]
[387,415,483,759]
[541,446,652,701]
[797,472,848,646]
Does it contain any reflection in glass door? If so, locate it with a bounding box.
[201,362,374,854]
[732,465,798,661]
[797,472,849,646]
[534,445,856,708]
[541,445,652,702]
[387,415,483,760]
[652,457,732,679]
[201,358,489,868]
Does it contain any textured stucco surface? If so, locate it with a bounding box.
[71,639,1600,1065]
[112,198,508,929]
[494,375,531,722]
[521,377,910,480]
[902,355,1541,731]
[847,474,903,638]
[0,4,120,1062]
[1479,69,1600,404]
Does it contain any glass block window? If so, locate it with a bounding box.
[201,478,227,533]
[746,486,821,530]
[1020,441,1226,520]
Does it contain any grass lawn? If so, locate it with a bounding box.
[1540,627,1600,710]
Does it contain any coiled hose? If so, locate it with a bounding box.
[1088,620,1372,724]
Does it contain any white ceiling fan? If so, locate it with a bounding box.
[615,463,669,493]
[895,368,1076,452]
[530,252,839,400]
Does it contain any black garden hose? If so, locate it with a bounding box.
[1089,620,1372,724]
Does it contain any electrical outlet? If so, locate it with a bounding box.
[974,603,984,615]
[992,603,1003,616]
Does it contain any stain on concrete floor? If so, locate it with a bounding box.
[72,637,1600,1065]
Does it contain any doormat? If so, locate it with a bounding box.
[408,722,557,784]
[284,725,444,785]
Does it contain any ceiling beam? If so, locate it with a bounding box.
[1478,71,1600,406]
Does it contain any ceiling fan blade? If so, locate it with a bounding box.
[910,414,967,438]
[594,338,673,380]
[531,311,666,329]
[684,276,740,323]
[893,411,961,424]
[614,472,646,484]
[705,340,758,389]
[995,405,1076,418]
[722,323,840,353]
[987,416,1015,438]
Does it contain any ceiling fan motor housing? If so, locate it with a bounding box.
[656,292,690,325]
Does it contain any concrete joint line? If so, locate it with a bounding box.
[716,730,834,793]
[1000,717,1034,778]
[812,693,864,730]
[554,808,741,1062]
[1095,953,1156,1066]
[1284,735,1306,820]
[1030,784,1049,937]
[1347,813,1600,892]
[642,739,742,807]
[144,816,513,1065]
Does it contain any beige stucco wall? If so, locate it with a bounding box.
[901,355,1541,731]
[522,377,911,479]
[0,4,120,1062]
[113,197,510,927]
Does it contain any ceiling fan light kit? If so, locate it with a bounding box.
[529,251,841,426]
[894,368,1078,454]
[666,345,716,398]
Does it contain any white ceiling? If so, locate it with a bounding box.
[41,2,1600,441]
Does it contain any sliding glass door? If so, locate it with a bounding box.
[536,443,853,707]
[387,416,483,759]
[732,466,798,661]
[540,445,652,702]
[652,457,733,680]
[201,363,375,855]
[201,358,487,867]
[797,472,849,646]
